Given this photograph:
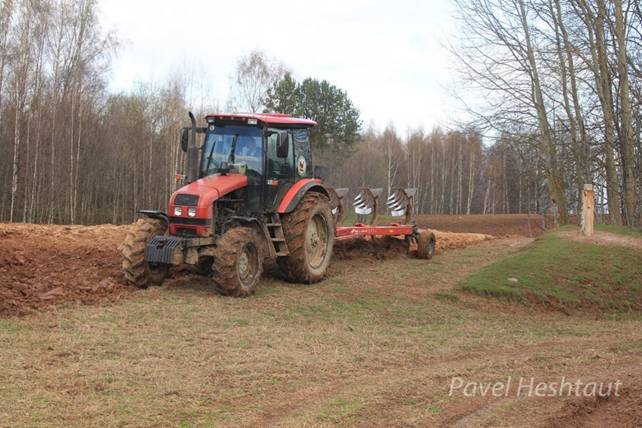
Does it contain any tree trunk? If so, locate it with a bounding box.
[517,0,568,223]
[10,82,21,222]
[593,0,623,224]
[551,0,584,210]
[466,144,475,215]
[613,0,637,225]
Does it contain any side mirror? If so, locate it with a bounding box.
[276,132,289,158]
[180,128,189,152]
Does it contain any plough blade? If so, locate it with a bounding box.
[332,187,417,226]
[352,188,383,225]
[385,188,416,223]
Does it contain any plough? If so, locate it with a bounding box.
[331,187,436,259]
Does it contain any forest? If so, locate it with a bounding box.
[0,0,641,226]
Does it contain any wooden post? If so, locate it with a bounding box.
[581,184,595,236]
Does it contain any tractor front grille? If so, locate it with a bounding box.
[175,227,198,238]
[169,216,208,226]
[175,194,199,206]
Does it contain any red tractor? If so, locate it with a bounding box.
[122,112,435,297]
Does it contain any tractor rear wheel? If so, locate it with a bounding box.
[278,192,334,283]
[212,227,263,297]
[417,230,436,260]
[122,218,169,288]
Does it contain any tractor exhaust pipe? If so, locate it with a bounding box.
[186,112,199,184]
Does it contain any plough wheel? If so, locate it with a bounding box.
[417,230,436,260]
[278,192,334,283]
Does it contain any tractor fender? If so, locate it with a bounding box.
[277,179,331,214]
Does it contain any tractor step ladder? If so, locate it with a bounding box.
[266,213,289,257]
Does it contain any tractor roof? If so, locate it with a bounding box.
[205,113,316,128]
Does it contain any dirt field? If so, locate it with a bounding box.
[0,221,492,317]
[0,223,131,317]
[1,216,641,427]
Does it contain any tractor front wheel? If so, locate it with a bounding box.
[212,227,264,297]
[122,218,169,288]
[278,192,335,283]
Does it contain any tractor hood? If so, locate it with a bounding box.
[177,173,248,197]
[169,173,248,220]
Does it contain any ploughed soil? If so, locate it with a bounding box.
[0,218,496,317]
[415,213,545,237]
[0,223,131,317]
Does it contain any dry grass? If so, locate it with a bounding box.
[1,237,642,427]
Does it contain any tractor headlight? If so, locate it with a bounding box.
[174,206,182,216]
[188,207,197,217]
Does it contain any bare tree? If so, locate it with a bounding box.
[229,50,288,113]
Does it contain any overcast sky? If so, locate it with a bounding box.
[100,0,465,132]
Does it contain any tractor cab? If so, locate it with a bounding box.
[192,114,317,212]
[176,113,318,215]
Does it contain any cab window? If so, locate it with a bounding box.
[293,129,313,177]
[267,131,294,179]
[201,125,263,177]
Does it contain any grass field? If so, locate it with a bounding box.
[459,229,642,312]
[2,229,642,426]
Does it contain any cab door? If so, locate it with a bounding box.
[264,129,294,210]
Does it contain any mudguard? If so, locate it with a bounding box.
[277,179,331,213]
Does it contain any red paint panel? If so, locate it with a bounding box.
[168,173,248,237]
[171,173,248,201]
[276,179,322,213]
[335,225,414,239]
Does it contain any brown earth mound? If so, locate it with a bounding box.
[415,214,545,237]
[0,223,131,317]
[432,230,492,250]
[1,221,496,317]
[334,236,411,260]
